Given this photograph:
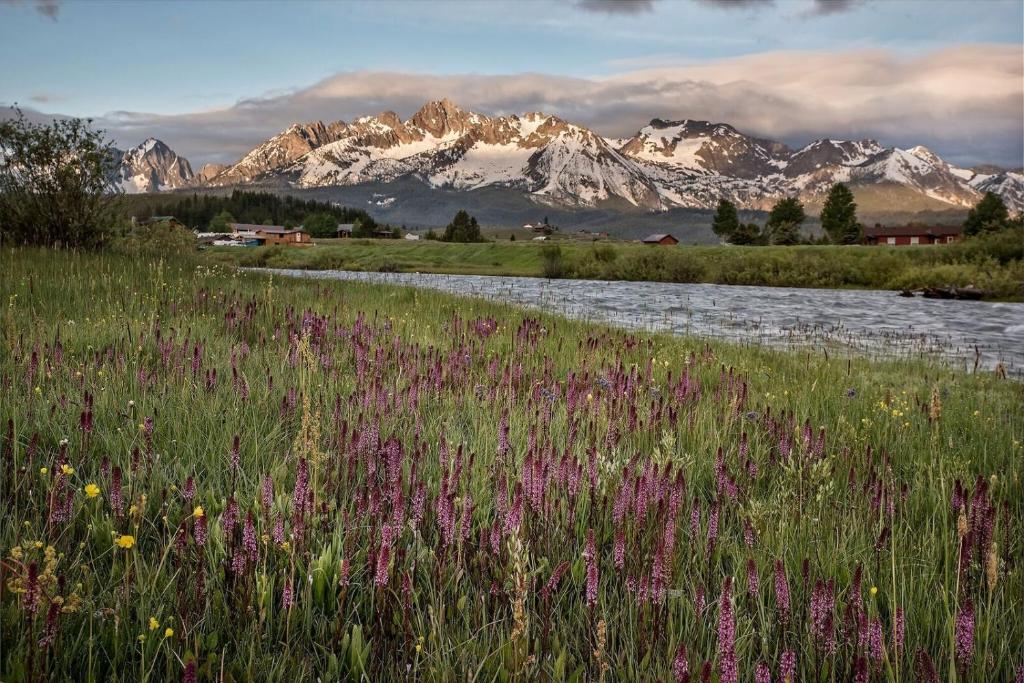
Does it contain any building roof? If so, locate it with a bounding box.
[863,225,961,238]
[337,224,355,231]
[228,223,304,235]
[642,233,677,243]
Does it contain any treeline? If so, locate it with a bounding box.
[712,183,1021,246]
[125,191,387,234]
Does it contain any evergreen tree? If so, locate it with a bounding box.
[963,192,1009,235]
[442,210,484,243]
[728,223,762,245]
[820,183,860,244]
[711,199,740,240]
[770,222,801,245]
[765,197,805,245]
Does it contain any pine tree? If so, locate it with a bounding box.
[820,183,860,244]
[765,197,805,245]
[442,210,484,243]
[963,192,1009,235]
[728,223,762,245]
[711,199,740,241]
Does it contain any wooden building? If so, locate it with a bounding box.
[863,225,961,246]
[641,233,679,246]
[229,223,313,247]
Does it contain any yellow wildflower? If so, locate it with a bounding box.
[138,634,146,643]
[85,483,100,498]
[40,467,48,475]
[149,617,160,631]
[193,505,204,518]
[61,464,74,476]
[869,586,878,596]
[115,535,135,549]
[164,627,174,638]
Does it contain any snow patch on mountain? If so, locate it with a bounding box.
[192,99,1024,214]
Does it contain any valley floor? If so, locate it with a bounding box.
[1,249,1021,681]
[205,231,1024,301]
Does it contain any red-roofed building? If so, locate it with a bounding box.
[863,225,961,246]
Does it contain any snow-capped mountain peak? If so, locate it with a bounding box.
[194,100,1024,213]
[115,138,193,193]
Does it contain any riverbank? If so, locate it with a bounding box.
[253,268,1024,374]
[205,228,1024,300]
[2,248,1021,680]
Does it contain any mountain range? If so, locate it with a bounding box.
[114,99,1024,224]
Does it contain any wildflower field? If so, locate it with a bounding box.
[1,248,1021,682]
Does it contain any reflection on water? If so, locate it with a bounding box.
[254,269,1024,374]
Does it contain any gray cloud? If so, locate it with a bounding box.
[0,0,60,19]
[694,0,774,8]
[574,0,657,14]
[7,46,1022,169]
[804,0,863,16]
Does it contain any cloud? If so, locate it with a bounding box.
[9,45,1022,168]
[804,0,863,16]
[29,92,64,104]
[0,0,60,20]
[574,0,657,14]
[694,0,774,8]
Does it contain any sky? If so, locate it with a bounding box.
[1,0,1021,168]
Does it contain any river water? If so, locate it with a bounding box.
[254,269,1024,374]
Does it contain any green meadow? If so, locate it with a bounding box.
[1,248,1021,681]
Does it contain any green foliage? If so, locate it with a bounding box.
[727,222,763,245]
[540,244,567,278]
[0,107,118,248]
[120,190,384,232]
[963,191,1010,235]
[441,210,484,243]
[351,218,374,239]
[770,221,802,245]
[113,220,196,257]
[208,210,235,233]
[425,228,439,241]
[302,211,338,238]
[711,199,740,240]
[766,197,806,230]
[820,183,861,244]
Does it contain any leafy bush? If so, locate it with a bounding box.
[112,220,196,257]
[541,244,568,278]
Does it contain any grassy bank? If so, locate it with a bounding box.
[2,248,1022,681]
[206,229,1024,299]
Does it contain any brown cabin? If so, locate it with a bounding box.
[863,225,961,246]
[641,233,679,246]
[229,223,313,247]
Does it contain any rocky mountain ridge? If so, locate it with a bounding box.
[122,100,1024,213]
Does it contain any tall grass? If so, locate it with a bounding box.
[1,248,1021,681]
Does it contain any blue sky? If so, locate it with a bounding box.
[1,0,1021,166]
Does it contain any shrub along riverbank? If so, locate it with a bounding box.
[1,248,1021,681]
[206,228,1024,300]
